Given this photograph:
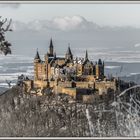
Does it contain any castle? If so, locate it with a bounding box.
[34,39,104,82]
[23,39,117,102]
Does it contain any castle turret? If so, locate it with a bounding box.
[34,49,41,62]
[34,49,41,81]
[65,43,73,61]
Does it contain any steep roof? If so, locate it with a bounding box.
[66,46,72,56]
[82,50,90,65]
[34,49,41,60]
[66,43,72,56]
[83,59,91,65]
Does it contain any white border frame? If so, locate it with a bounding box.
[0,1,139,139]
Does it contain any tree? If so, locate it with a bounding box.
[0,16,12,55]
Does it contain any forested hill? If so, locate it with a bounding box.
[0,86,119,137]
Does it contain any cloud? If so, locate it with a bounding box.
[50,16,98,31]
[11,15,138,33]
[0,3,20,9]
[11,21,28,31]
[134,43,140,48]
[11,15,100,32]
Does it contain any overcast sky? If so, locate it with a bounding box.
[1,3,140,27]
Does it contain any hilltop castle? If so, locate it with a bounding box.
[23,39,117,102]
[34,39,104,82]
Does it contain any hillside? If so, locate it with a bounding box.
[0,81,138,137]
[0,86,119,137]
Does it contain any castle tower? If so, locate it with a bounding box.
[34,49,41,81]
[95,59,104,80]
[49,38,54,57]
[65,43,73,61]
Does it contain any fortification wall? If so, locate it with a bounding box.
[62,88,77,99]
[57,81,95,88]
[34,80,48,89]
[95,81,116,92]
[61,87,94,100]
[23,80,34,92]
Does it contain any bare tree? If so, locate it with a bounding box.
[0,16,12,55]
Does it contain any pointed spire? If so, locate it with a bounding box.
[50,38,53,47]
[65,43,73,61]
[49,38,54,56]
[34,48,41,60]
[85,50,88,60]
[67,43,72,55]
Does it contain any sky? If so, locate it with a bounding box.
[1,3,140,27]
[1,2,140,83]
[1,2,140,62]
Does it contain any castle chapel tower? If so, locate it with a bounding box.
[45,39,55,63]
[44,39,56,81]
